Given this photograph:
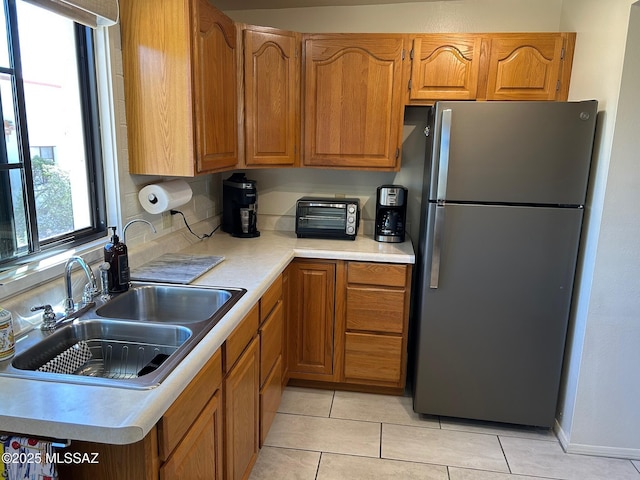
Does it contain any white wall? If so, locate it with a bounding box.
[225,0,562,32]
[557,0,640,458]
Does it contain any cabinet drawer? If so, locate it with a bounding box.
[346,287,405,334]
[260,301,283,386]
[260,275,282,323]
[344,332,403,384]
[224,303,259,374]
[260,355,282,446]
[347,262,407,287]
[158,349,222,461]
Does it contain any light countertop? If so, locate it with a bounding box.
[0,230,414,445]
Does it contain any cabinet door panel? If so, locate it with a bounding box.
[288,261,335,378]
[260,301,283,386]
[194,0,238,172]
[224,337,259,480]
[410,34,481,101]
[344,332,403,385]
[160,391,223,480]
[304,35,405,169]
[244,28,299,167]
[485,34,566,101]
[260,355,283,446]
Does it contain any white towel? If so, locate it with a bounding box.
[1,436,58,480]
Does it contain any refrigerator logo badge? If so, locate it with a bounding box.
[579,112,591,121]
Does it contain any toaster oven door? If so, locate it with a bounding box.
[296,204,347,235]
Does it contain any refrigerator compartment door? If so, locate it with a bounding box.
[413,203,583,427]
[428,100,598,206]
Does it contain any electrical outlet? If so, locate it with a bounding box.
[162,211,172,229]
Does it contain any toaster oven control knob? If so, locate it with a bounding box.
[347,226,355,234]
[348,205,356,214]
[348,217,355,223]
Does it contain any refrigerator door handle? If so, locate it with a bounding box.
[436,109,452,201]
[429,203,445,289]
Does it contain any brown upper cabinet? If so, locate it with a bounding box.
[482,33,575,101]
[241,26,301,168]
[303,34,406,171]
[407,32,575,104]
[121,0,238,176]
[408,34,483,102]
[121,0,576,174]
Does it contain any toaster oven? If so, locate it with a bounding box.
[295,197,360,240]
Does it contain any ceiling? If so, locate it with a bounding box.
[212,0,440,10]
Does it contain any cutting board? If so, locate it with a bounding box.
[130,253,225,284]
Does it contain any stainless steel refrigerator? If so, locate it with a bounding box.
[412,100,598,428]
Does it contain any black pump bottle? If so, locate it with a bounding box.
[104,226,130,293]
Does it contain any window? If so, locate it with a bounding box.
[0,0,105,267]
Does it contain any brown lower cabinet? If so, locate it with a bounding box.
[160,391,223,479]
[57,261,410,478]
[287,259,412,393]
[224,336,259,480]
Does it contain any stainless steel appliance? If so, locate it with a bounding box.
[222,173,260,238]
[413,100,598,427]
[295,197,360,240]
[375,185,407,243]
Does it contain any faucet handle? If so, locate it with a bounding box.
[31,304,58,330]
[82,282,99,304]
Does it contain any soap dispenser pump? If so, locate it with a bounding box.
[104,226,130,293]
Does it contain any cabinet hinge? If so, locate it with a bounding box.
[560,47,565,60]
[402,49,405,60]
[410,48,414,60]
[408,78,412,90]
[556,80,561,91]
[395,148,400,159]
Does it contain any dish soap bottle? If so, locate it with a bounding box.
[104,226,129,293]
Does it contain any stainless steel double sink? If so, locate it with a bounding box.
[0,282,245,389]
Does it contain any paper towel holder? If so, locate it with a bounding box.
[138,179,193,215]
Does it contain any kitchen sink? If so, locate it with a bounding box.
[11,319,191,388]
[96,283,237,324]
[0,282,246,389]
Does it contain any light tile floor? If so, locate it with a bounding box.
[250,387,640,480]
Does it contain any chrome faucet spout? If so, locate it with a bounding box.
[123,219,157,244]
[64,255,98,315]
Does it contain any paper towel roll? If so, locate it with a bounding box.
[138,179,193,214]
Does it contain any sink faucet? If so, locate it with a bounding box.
[63,255,98,316]
[123,219,157,245]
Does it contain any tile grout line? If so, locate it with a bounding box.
[497,435,513,474]
[315,452,322,480]
[379,422,383,459]
[328,389,336,418]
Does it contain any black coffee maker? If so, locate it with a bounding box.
[222,173,260,238]
[375,185,407,243]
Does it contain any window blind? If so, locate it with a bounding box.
[23,0,118,27]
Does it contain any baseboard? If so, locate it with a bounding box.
[555,420,640,460]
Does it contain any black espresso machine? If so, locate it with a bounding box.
[222,173,260,238]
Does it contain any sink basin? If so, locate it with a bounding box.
[0,282,246,389]
[10,319,192,388]
[96,283,239,324]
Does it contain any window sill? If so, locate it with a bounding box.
[0,236,108,302]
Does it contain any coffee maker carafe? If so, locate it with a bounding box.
[222,173,260,238]
[375,185,407,243]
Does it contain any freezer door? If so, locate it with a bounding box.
[413,203,583,427]
[428,101,598,205]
